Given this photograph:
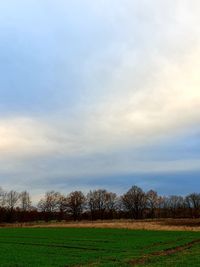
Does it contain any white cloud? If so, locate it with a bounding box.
[1,1,200,156]
[0,1,200,194]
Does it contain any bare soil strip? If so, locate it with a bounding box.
[2,219,200,231]
[130,238,200,266]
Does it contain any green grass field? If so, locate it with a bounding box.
[0,227,200,266]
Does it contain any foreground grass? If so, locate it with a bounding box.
[0,227,200,266]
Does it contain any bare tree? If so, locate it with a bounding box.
[105,192,117,217]
[5,190,20,211]
[37,191,61,212]
[66,191,86,221]
[57,194,67,213]
[4,190,20,222]
[20,191,32,211]
[146,190,159,218]
[185,193,200,218]
[0,187,6,207]
[87,189,114,219]
[122,186,146,219]
[156,196,167,218]
[167,195,184,218]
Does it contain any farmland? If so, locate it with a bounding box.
[0,227,200,266]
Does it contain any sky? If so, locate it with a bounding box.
[0,1,200,201]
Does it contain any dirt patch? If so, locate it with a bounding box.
[130,238,200,266]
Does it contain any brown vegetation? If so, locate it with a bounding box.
[2,219,200,231]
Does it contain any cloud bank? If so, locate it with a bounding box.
[0,1,200,196]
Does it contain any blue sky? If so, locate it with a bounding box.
[0,1,200,201]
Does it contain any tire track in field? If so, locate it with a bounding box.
[0,235,48,240]
[129,238,200,266]
[141,237,186,250]
[0,240,115,252]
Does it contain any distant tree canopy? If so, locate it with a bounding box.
[0,185,199,222]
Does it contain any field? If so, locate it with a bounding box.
[1,226,200,266]
[11,218,200,231]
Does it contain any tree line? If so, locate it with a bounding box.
[0,186,200,222]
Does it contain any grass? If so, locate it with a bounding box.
[4,218,200,231]
[0,227,200,266]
